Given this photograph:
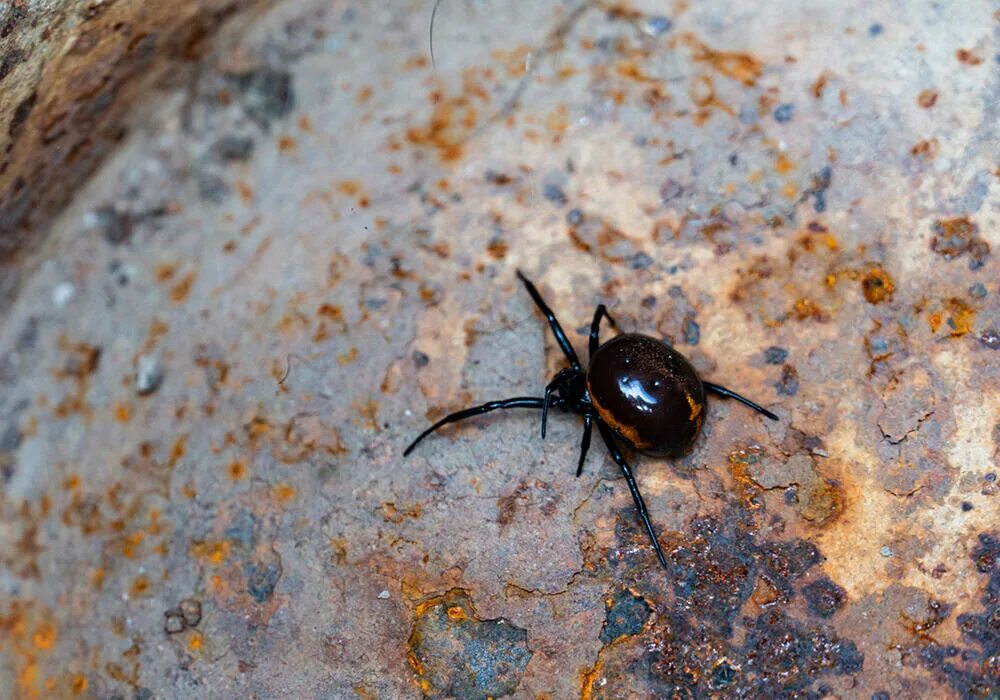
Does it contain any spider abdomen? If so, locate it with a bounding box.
[585,333,706,457]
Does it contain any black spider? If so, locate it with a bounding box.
[405,271,778,568]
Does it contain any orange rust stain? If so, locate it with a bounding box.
[774,153,794,174]
[227,459,248,481]
[113,401,132,422]
[861,266,895,304]
[330,538,349,565]
[236,180,254,203]
[129,575,150,597]
[169,271,195,303]
[192,540,231,565]
[487,239,508,260]
[298,114,313,131]
[782,182,798,200]
[403,54,429,70]
[154,263,176,281]
[274,482,297,503]
[917,89,938,108]
[811,71,830,98]
[792,297,826,321]
[318,303,344,323]
[545,105,569,136]
[122,531,144,558]
[19,662,38,696]
[71,675,88,694]
[337,347,358,365]
[278,135,297,152]
[404,87,483,163]
[407,651,432,694]
[911,138,939,159]
[446,606,466,621]
[337,180,361,196]
[681,33,763,86]
[956,48,983,65]
[929,298,975,337]
[188,631,204,651]
[381,501,423,524]
[32,622,57,650]
[168,435,187,468]
[616,60,658,83]
[356,86,373,103]
[799,479,843,525]
[580,657,605,700]
[354,399,380,431]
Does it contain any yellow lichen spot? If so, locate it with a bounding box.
[825,274,838,288]
[64,474,81,490]
[446,606,466,621]
[33,621,57,650]
[71,675,88,694]
[130,575,150,598]
[45,676,57,691]
[210,575,223,592]
[189,631,204,651]
[274,483,297,503]
[782,181,798,199]
[774,153,794,173]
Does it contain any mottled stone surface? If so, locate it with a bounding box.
[1,0,999,698]
[0,0,272,296]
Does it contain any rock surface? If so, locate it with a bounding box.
[0,1,998,698]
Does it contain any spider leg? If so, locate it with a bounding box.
[404,397,546,456]
[589,304,618,357]
[576,412,592,477]
[516,270,582,371]
[596,421,669,569]
[703,381,779,420]
[541,368,575,438]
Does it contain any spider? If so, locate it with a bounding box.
[404,271,778,568]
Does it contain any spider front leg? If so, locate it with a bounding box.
[516,270,582,371]
[403,397,546,456]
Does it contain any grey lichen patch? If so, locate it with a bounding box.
[408,588,532,700]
